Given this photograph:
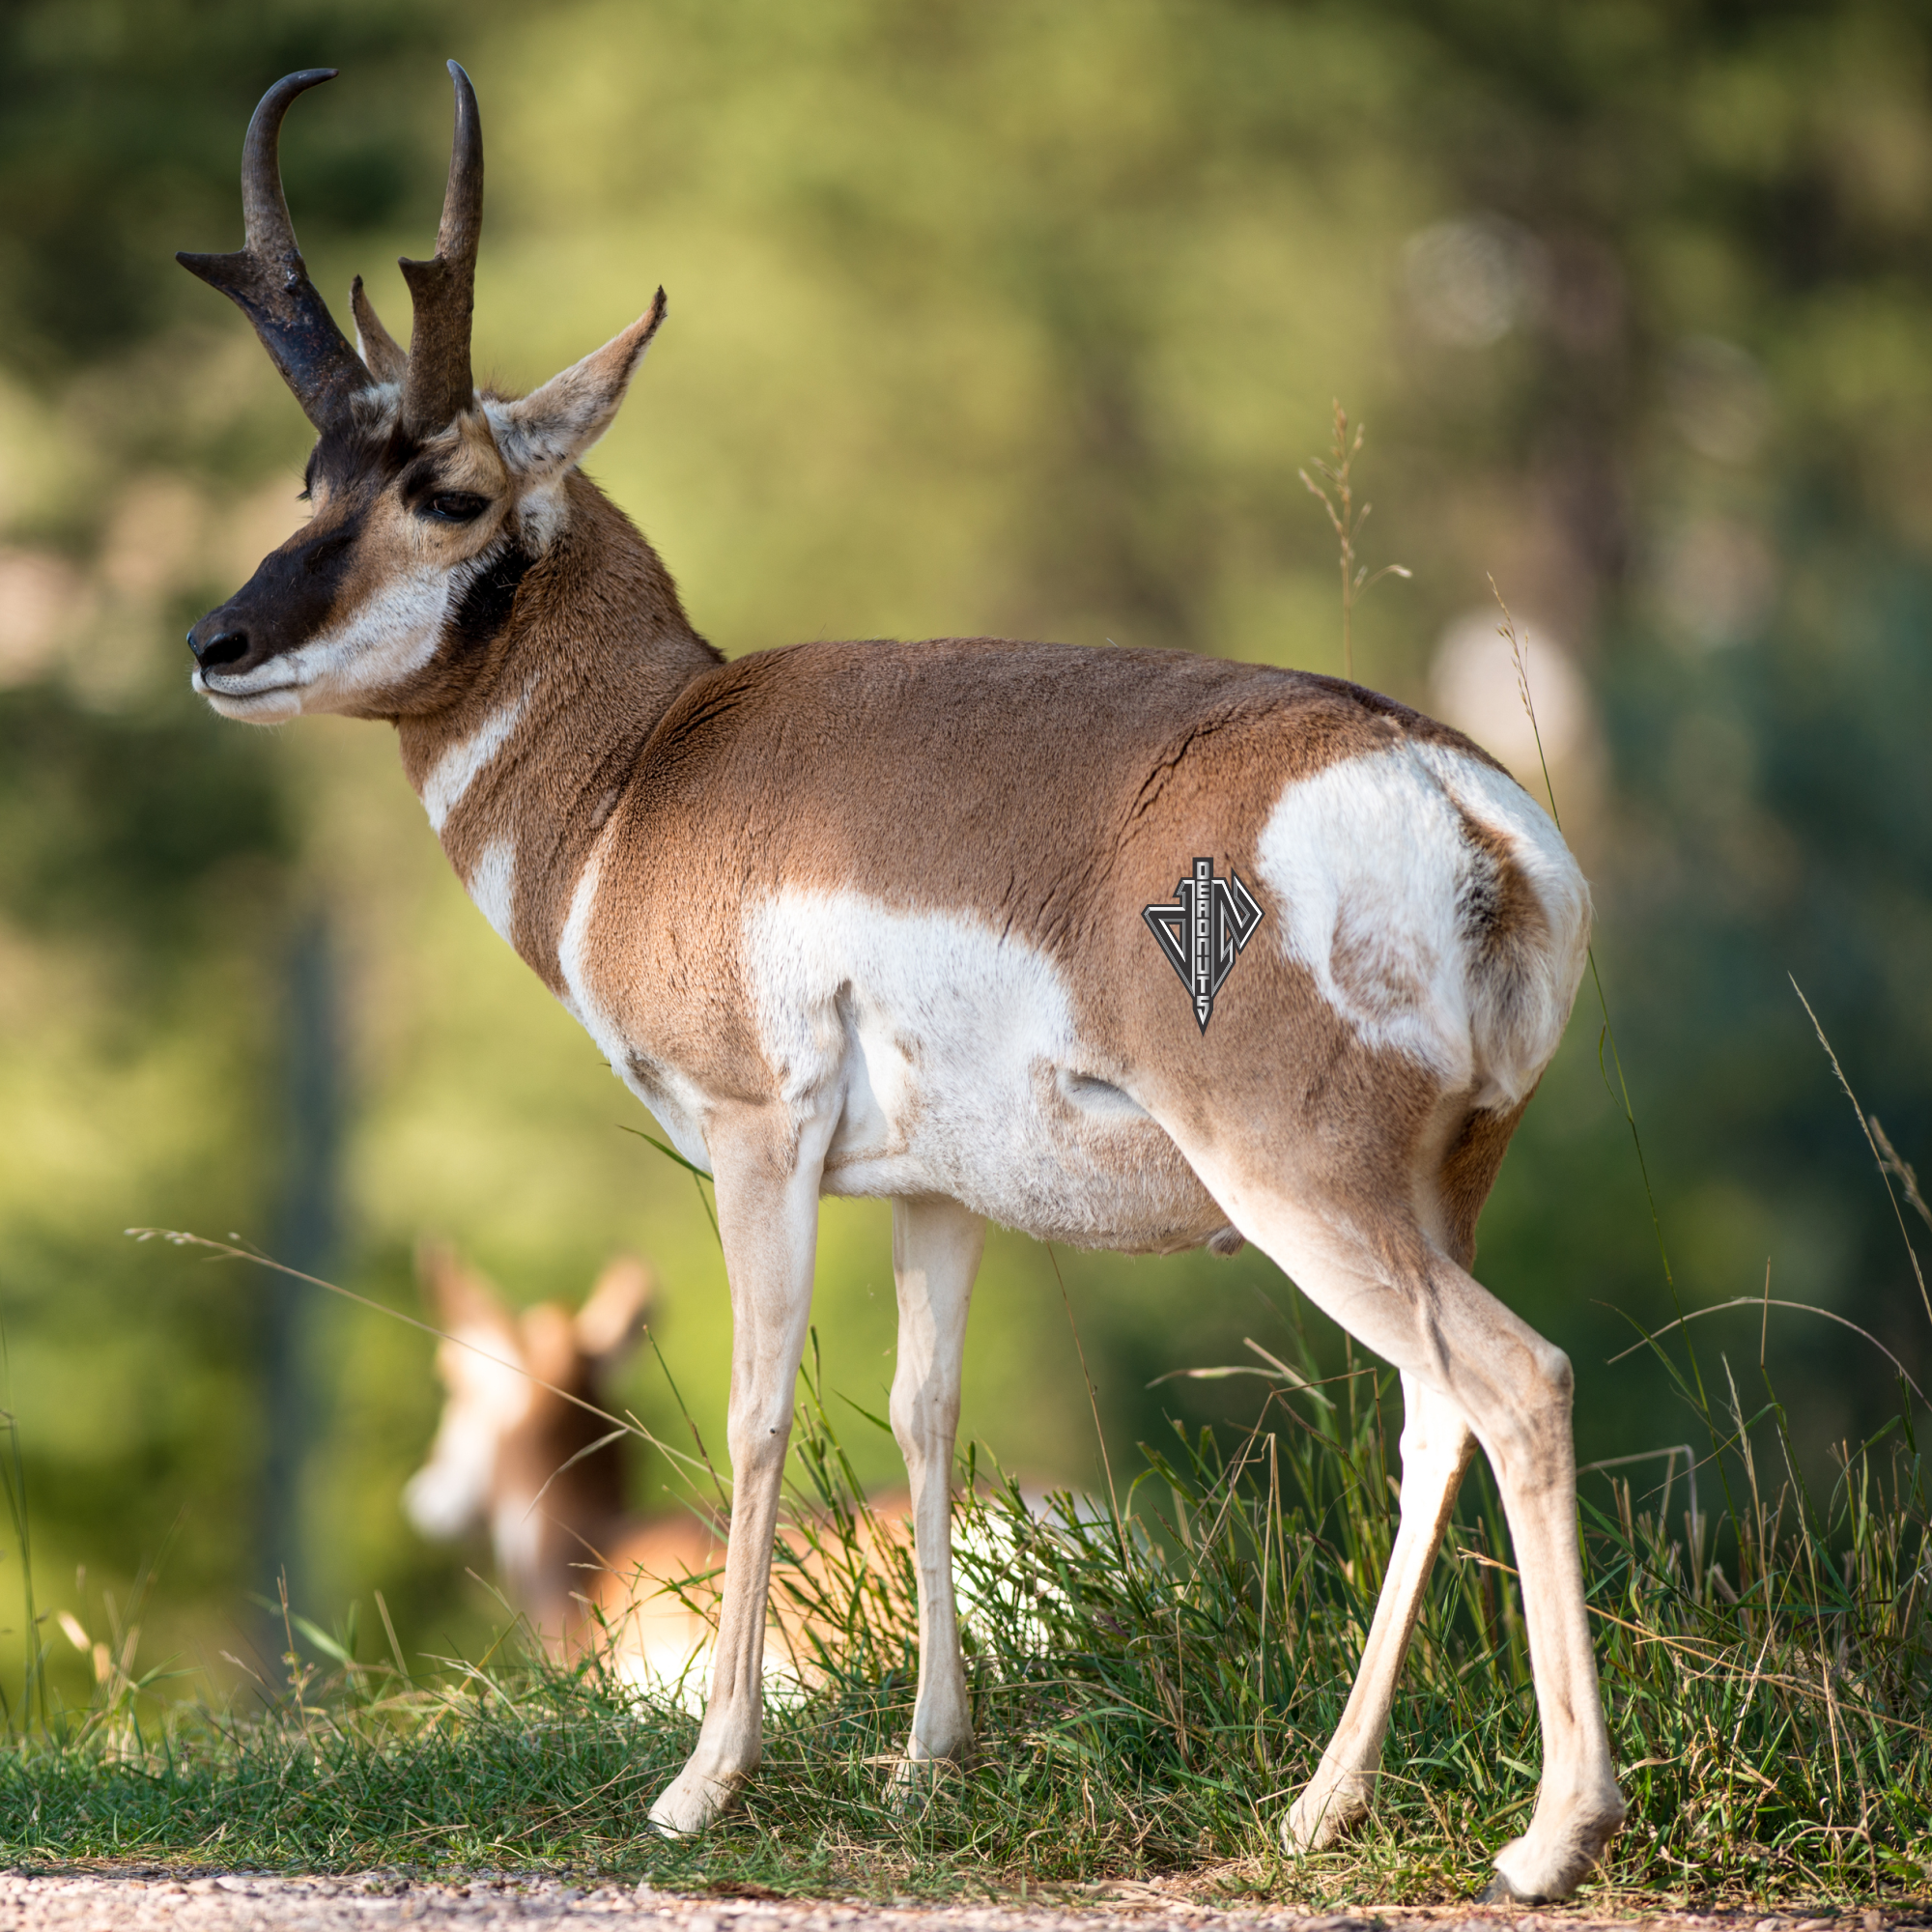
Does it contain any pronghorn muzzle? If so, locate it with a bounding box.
[187,513,363,684]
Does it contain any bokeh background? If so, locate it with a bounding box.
[2,0,1929,1699]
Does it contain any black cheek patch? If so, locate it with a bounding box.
[444,540,531,657]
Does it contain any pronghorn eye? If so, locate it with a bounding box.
[424,492,489,524]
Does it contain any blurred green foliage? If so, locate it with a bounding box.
[0,0,1928,1704]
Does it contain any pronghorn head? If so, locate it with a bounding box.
[179,66,665,724]
[403,1244,654,1591]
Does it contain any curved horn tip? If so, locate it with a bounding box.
[446,62,480,155]
[445,60,478,124]
[257,68,340,109]
[239,68,343,251]
[394,54,484,435]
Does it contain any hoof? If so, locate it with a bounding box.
[647,1766,741,1837]
[887,1750,963,1814]
[1477,1870,1550,1907]
[1283,1771,1374,1853]
[1486,1791,1624,1904]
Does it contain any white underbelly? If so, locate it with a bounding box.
[822,1030,1219,1251]
[747,890,1224,1251]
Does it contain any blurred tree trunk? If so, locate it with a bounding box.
[263,905,339,1624]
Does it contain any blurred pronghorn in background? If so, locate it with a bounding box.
[404,1246,914,1697]
[404,1245,717,1687]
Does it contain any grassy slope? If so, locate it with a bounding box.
[0,1305,1925,1908]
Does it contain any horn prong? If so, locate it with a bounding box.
[351,274,409,384]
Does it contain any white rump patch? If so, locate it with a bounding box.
[421,682,533,834]
[1257,744,1590,1108]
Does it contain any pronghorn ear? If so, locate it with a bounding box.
[575,1254,654,1362]
[494,288,667,481]
[350,275,409,385]
[518,1302,580,1388]
[416,1239,512,1335]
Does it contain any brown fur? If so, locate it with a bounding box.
[399,478,717,985]
[539,630,1513,1150]
[1438,1094,1535,1270]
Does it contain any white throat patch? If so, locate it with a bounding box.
[422,682,535,834]
[467,838,519,947]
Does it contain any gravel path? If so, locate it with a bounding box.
[0,1875,1922,1932]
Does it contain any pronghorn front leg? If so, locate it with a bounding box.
[646,1100,835,1837]
[1287,1373,1475,1850]
[886,1194,985,1799]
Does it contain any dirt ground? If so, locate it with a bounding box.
[0,1875,1925,1932]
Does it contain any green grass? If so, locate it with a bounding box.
[0,1289,1926,1907]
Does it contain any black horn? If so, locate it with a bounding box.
[397,60,484,437]
[177,70,374,433]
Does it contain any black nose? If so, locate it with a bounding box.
[188,626,250,670]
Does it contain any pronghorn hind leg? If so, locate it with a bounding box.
[1173,1151,1623,1901]
[886,1194,985,1804]
[1285,1373,1474,1850]
[647,1101,834,1837]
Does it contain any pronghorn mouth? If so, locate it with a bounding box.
[195,671,305,707]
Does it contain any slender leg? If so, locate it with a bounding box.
[1286,1373,1475,1849]
[647,1102,834,1835]
[886,1194,985,1791]
[1179,1156,1623,1902]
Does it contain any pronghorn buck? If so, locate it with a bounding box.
[181,64,1622,1900]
